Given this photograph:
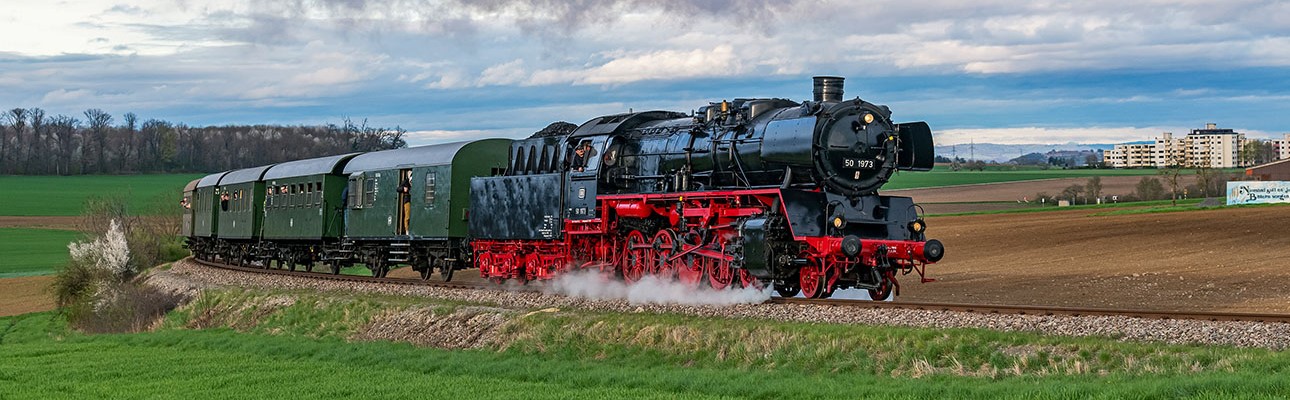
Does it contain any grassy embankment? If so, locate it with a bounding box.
[3,289,1289,398]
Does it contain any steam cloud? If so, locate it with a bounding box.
[544,269,772,306]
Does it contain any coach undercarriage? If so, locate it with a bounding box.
[188,237,466,281]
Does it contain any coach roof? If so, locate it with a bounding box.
[221,165,275,185]
[342,141,476,173]
[263,153,361,180]
[196,172,230,188]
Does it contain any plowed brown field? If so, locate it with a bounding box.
[901,205,1290,313]
[889,175,1204,215]
[0,276,55,317]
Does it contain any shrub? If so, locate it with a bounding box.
[76,281,187,334]
[53,216,189,333]
[1135,177,1167,201]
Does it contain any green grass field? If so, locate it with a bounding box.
[0,228,83,278]
[0,174,203,216]
[4,290,1290,399]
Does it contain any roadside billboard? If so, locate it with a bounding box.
[1227,181,1290,205]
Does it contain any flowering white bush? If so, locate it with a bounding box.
[68,219,133,278]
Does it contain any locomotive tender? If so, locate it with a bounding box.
[184,76,944,299]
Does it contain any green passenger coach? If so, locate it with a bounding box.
[340,139,511,279]
[215,165,273,266]
[260,153,361,273]
[181,178,200,238]
[263,153,360,241]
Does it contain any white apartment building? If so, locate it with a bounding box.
[1105,143,1155,168]
[1105,123,1248,168]
[1278,133,1290,160]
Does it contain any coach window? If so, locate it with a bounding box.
[424,173,437,208]
[363,175,377,206]
[347,176,362,209]
[315,181,323,206]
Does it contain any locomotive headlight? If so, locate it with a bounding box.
[909,219,926,233]
[832,217,845,229]
[863,113,875,124]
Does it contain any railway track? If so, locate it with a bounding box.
[190,257,1290,324]
[771,297,1290,323]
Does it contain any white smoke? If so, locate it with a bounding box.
[544,269,772,306]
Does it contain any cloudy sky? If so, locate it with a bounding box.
[3,0,1289,145]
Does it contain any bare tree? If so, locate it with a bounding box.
[50,115,80,175]
[120,112,137,172]
[1084,176,1103,204]
[4,108,29,173]
[29,108,47,174]
[84,109,113,173]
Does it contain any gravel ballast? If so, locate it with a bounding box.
[148,259,1290,349]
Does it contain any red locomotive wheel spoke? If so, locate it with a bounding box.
[799,257,826,299]
[868,270,895,301]
[622,231,647,283]
[677,254,703,288]
[652,230,677,281]
[707,259,733,290]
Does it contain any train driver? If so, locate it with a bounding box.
[570,141,593,172]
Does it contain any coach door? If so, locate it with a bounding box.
[396,169,412,236]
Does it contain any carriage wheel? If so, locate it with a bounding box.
[651,230,678,281]
[368,256,387,278]
[677,254,703,289]
[439,260,455,282]
[621,230,648,283]
[419,256,437,281]
[304,257,315,273]
[706,259,734,290]
[799,260,827,299]
[489,276,506,285]
[867,270,894,301]
[329,260,342,275]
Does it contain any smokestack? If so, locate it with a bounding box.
[812,76,844,102]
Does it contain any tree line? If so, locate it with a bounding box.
[0,108,408,175]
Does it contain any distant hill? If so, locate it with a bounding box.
[935,143,1114,162]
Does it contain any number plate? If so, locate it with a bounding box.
[843,158,875,169]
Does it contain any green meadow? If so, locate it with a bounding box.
[0,174,203,216]
[0,228,82,278]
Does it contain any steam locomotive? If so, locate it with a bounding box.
[183,76,943,300]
